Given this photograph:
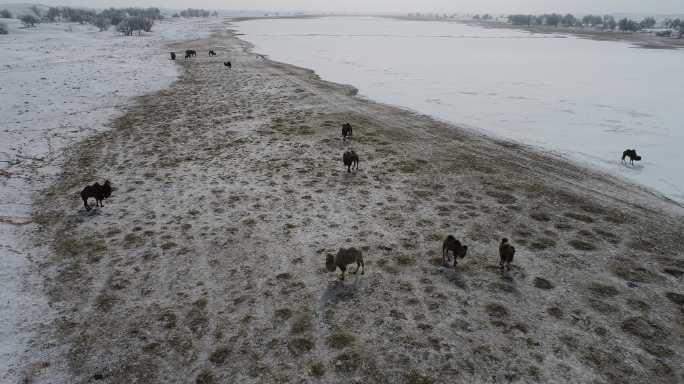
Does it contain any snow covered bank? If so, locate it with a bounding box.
[0,16,224,382]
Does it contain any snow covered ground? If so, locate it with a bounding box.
[0,16,224,382]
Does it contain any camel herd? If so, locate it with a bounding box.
[325,123,518,280]
[78,80,644,282]
[78,117,646,282]
[169,49,232,69]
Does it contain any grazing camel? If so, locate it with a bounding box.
[342,150,359,172]
[621,149,642,165]
[442,235,468,268]
[326,248,364,281]
[499,238,515,272]
[342,123,353,141]
[80,180,112,211]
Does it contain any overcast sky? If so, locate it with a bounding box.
[2,1,682,14]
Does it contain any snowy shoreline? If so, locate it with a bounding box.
[0,17,225,382]
[235,16,684,206]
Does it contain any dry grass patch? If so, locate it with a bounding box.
[288,337,314,356]
[327,331,356,349]
[209,347,230,365]
[332,351,362,373]
[568,239,597,251]
[291,313,313,335]
[311,362,326,377]
[533,277,554,290]
[195,369,215,384]
[529,238,556,250]
[587,282,620,298]
[564,212,595,223]
[405,370,435,384]
[665,292,684,306]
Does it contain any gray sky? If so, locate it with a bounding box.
[2,1,682,14]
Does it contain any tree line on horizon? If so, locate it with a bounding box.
[506,13,683,36]
[172,9,218,18]
[0,6,217,35]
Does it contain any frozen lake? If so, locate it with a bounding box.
[236,17,684,204]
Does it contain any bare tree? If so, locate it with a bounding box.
[93,16,110,31]
[30,5,42,18]
[20,14,39,27]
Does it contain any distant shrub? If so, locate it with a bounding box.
[30,5,42,18]
[618,18,640,32]
[20,14,39,27]
[180,8,211,18]
[582,15,603,27]
[0,22,8,35]
[639,17,656,29]
[93,16,110,31]
[508,14,534,26]
[117,16,154,36]
[43,6,160,34]
[0,9,12,18]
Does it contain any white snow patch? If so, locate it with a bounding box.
[0,17,224,382]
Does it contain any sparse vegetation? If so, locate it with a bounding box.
[311,362,326,377]
[327,331,356,349]
[195,369,215,384]
[533,277,554,290]
[209,347,230,364]
[406,370,435,384]
[529,237,556,250]
[288,337,314,355]
[20,14,39,27]
[179,8,212,18]
[618,18,640,32]
[291,313,312,334]
[507,12,662,33]
[587,282,619,297]
[41,7,161,35]
[0,22,8,35]
[568,239,597,251]
[665,292,684,306]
